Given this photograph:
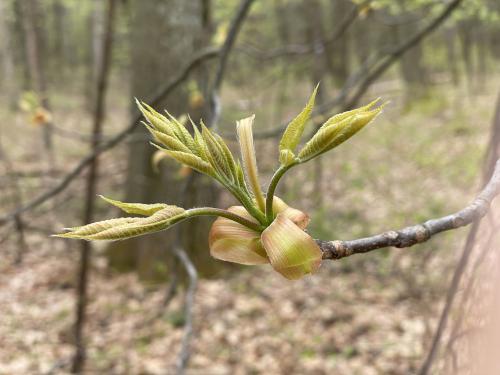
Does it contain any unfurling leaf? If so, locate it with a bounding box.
[54,206,186,241]
[299,99,384,161]
[236,115,265,210]
[99,195,169,216]
[201,123,236,182]
[261,213,322,280]
[279,84,318,164]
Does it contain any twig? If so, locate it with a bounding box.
[172,247,198,375]
[342,0,463,110]
[317,159,500,259]
[253,0,360,60]
[247,0,463,140]
[0,47,219,226]
[209,0,255,129]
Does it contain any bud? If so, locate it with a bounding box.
[208,197,320,280]
[209,206,268,265]
[298,100,384,161]
[261,213,322,280]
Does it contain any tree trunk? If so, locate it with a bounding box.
[21,0,56,172]
[396,19,427,96]
[0,0,18,107]
[444,26,460,86]
[325,0,353,86]
[106,0,221,280]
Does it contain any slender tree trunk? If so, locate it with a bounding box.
[21,0,56,172]
[444,26,460,86]
[71,0,117,372]
[458,19,475,95]
[396,19,427,96]
[325,0,353,86]
[51,0,66,78]
[106,0,221,280]
[0,0,18,108]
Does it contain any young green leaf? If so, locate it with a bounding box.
[55,206,187,241]
[279,84,318,164]
[99,195,169,216]
[152,144,215,176]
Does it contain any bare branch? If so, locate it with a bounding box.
[248,0,463,140]
[209,0,255,129]
[172,247,198,375]
[318,159,500,260]
[0,47,219,226]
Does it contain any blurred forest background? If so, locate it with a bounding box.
[1,0,500,374]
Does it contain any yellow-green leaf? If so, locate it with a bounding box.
[153,144,214,176]
[100,195,169,216]
[279,84,318,163]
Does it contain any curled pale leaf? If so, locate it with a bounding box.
[279,84,318,164]
[237,114,265,210]
[209,206,268,265]
[99,195,169,216]
[272,197,310,229]
[261,213,322,280]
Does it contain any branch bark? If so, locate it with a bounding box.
[318,159,500,259]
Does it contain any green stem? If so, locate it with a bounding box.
[265,163,295,223]
[186,207,264,232]
[226,184,267,224]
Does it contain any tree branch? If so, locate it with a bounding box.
[249,0,463,140]
[208,0,255,129]
[0,47,219,226]
[318,159,500,260]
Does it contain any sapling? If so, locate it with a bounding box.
[55,87,384,280]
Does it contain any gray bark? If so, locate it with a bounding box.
[107,0,220,280]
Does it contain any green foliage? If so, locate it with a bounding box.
[56,89,383,279]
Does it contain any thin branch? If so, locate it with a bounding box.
[172,247,198,375]
[252,0,359,60]
[342,0,463,110]
[208,0,255,129]
[248,0,463,140]
[0,47,219,226]
[318,159,500,259]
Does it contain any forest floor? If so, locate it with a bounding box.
[0,77,498,374]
